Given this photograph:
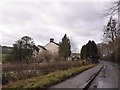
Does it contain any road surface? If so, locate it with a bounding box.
[90,61,119,89]
[50,61,119,89]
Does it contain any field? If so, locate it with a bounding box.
[2,54,7,63]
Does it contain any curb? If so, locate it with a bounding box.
[82,65,104,90]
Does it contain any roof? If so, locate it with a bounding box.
[45,41,59,47]
[53,42,59,46]
[38,45,47,50]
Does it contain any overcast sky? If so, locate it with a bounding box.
[0,0,115,52]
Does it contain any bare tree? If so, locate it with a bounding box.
[106,1,120,16]
[103,0,120,63]
[103,16,119,62]
[104,16,118,42]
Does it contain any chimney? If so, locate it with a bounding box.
[50,38,54,42]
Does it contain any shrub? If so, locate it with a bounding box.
[2,60,87,85]
[34,52,52,63]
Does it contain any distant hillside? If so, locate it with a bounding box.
[1,46,12,54]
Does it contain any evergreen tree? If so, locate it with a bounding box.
[80,40,99,63]
[59,34,71,60]
[81,45,87,59]
[86,40,92,58]
[90,41,99,63]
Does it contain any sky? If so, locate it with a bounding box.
[0,0,115,52]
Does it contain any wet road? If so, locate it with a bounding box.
[50,61,119,89]
[50,63,103,88]
[90,61,119,89]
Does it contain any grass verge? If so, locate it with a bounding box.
[3,64,96,89]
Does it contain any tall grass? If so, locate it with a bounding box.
[3,64,96,88]
[2,60,88,85]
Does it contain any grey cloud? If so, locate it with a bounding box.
[0,1,107,52]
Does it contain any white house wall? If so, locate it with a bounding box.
[38,47,44,52]
[45,42,59,55]
[33,46,46,57]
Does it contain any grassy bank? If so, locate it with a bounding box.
[3,64,96,89]
[3,60,89,84]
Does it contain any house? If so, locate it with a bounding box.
[33,38,59,57]
[38,45,47,52]
[71,53,81,60]
[44,38,59,55]
[33,45,47,57]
